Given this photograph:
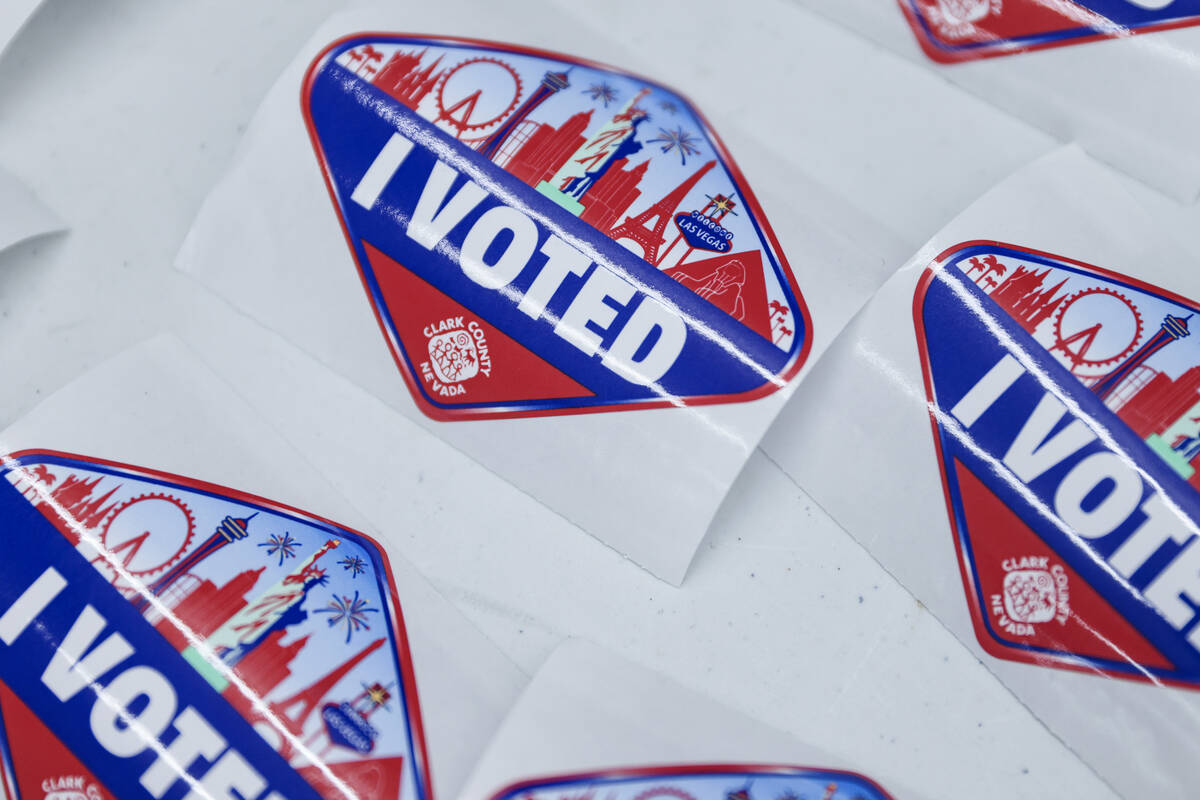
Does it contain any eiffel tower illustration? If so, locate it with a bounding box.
[609,159,715,266]
[270,637,386,738]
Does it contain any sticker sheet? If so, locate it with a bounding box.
[793,0,1200,201]
[171,268,1122,800]
[178,3,1051,583]
[0,165,59,258]
[0,335,525,800]
[764,147,1200,799]
[458,640,916,800]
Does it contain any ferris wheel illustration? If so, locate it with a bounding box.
[433,57,524,140]
[96,492,197,592]
[1050,286,1145,379]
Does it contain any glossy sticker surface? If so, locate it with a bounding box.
[488,765,894,800]
[303,34,810,420]
[0,452,429,800]
[915,242,1200,686]
[899,0,1200,62]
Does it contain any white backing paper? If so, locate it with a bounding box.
[459,640,925,800]
[0,164,59,256]
[794,0,1200,202]
[0,0,42,59]
[0,334,526,800]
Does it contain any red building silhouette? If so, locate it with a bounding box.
[505,110,593,186]
[31,474,121,544]
[371,48,444,109]
[1093,313,1191,402]
[229,629,311,699]
[479,69,571,161]
[1104,361,1200,492]
[1114,365,1200,438]
[136,512,258,613]
[579,157,647,231]
[988,265,1068,334]
[155,567,264,650]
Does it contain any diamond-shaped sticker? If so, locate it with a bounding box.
[914,242,1200,687]
[303,34,811,420]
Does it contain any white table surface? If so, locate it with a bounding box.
[0,2,1124,798]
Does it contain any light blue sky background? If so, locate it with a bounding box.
[954,253,1200,383]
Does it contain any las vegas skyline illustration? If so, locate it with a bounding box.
[956,252,1200,489]
[4,459,419,799]
[333,40,797,353]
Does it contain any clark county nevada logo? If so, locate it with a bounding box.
[0,452,430,800]
[303,34,811,420]
[915,242,1200,688]
[900,0,1200,62]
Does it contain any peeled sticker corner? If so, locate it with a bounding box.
[302,34,811,420]
[0,451,431,800]
[0,165,62,257]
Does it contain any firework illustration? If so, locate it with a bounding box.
[339,554,368,578]
[583,82,618,106]
[659,99,678,114]
[648,126,702,165]
[317,591,380,644]
[258,531,301,566]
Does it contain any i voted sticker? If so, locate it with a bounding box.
[303,34,810,420]
[0,452,430,800]
[915,243,1200,686]
[488,765,894,800]
[900,1,1200,62]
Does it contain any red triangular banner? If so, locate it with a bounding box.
[955,459,1172,670]
[664,250,774,342]
[364,241,594,408]
[298,756,405,799]
[0,683,115,800]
